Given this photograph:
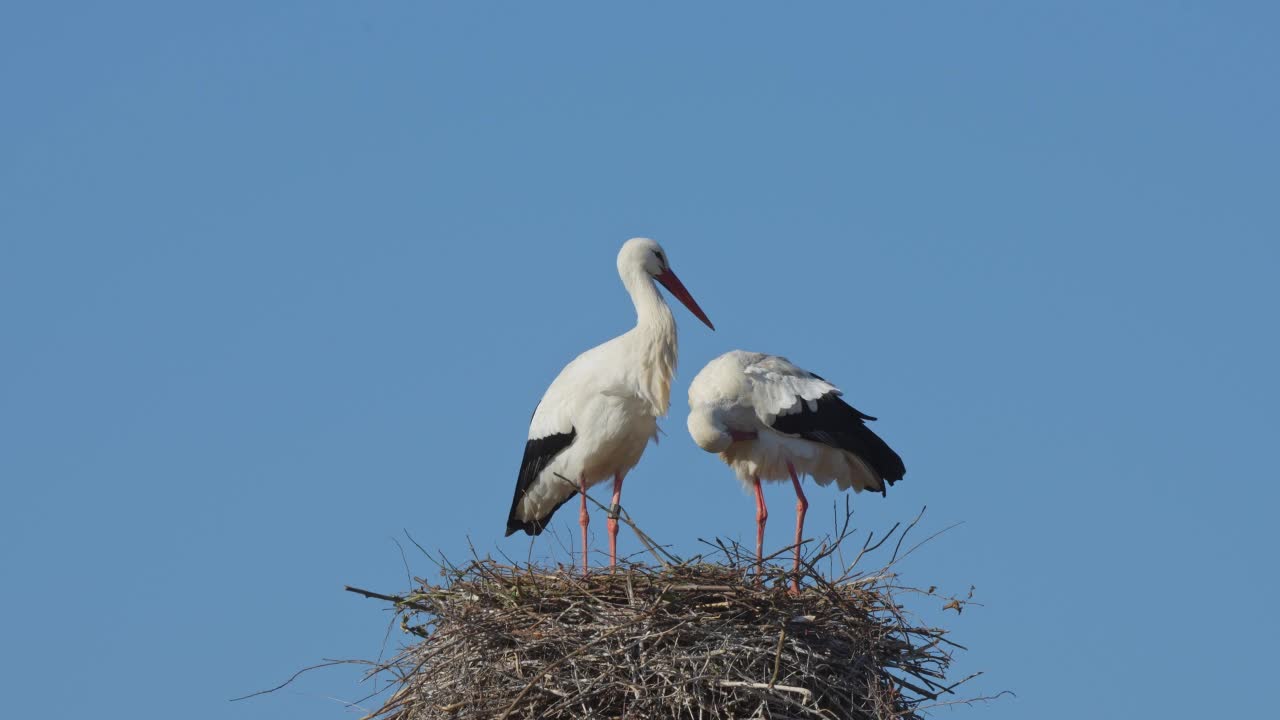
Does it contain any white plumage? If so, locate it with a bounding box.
[687,350,905,590]
[687,352,894,492]
[506,238,714,569]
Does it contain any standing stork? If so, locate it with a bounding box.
[506,238,715,569]
[686,351,905,592]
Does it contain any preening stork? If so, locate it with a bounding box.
[506,238,715,569]
[687,351,905,591]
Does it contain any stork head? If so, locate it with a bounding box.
[618,237,715,330]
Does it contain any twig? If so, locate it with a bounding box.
[716,681,813,702]
[230,660,353,702]
[345,586,404,604]
[768,627,786,689]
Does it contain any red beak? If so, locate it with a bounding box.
[656,269,715,330]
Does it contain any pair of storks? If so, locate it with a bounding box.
[505,238,905,590]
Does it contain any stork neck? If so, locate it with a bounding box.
[623,267,675,333]
[621,266,678,416]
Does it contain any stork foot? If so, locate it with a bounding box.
[788,461,808,595]
[578,475,590,576]
[607,473,624,569]
[753,476,768,582]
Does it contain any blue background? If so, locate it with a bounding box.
[3,3,1276,717]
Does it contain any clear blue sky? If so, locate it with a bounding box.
[2,3,1276,717]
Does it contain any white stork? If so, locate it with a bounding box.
[506,237,715,569]
[686,351,905,591]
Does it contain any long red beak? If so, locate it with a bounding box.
[656,269,715,330]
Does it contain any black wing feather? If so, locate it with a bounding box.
[505,428,577,536]
[770,394,905,494]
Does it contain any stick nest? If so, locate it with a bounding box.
[351,515,973,720]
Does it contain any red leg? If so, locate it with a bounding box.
[787,462,808,594]
[753,476,768,568]
[607,473,624,568]
[578,475,590,575]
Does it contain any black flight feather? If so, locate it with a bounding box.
[505,428,577,536]
[769,394,906,495]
